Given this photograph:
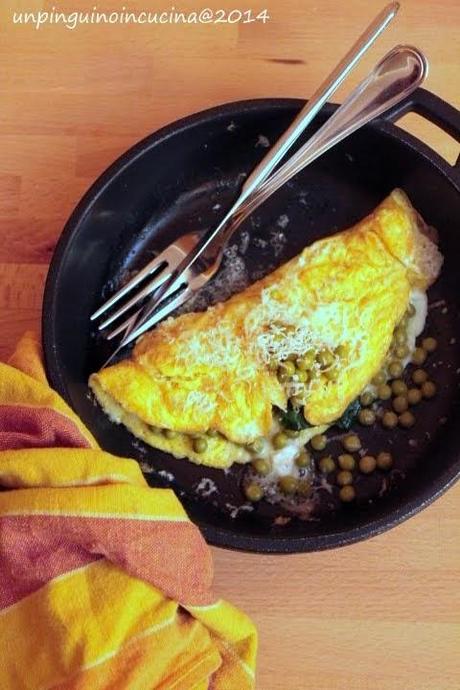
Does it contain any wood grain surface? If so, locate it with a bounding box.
[1,1,459,688]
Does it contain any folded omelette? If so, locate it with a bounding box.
[90,189,443,469]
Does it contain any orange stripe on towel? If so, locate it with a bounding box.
[0,404,92,450]
[0,514,214,609]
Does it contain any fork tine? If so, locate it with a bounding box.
[98,266,171,331]
[106,307,143,340]
[100,312,139,368]
[118,286,192,349]
[104,273,183,340]
[111,259,216,342]
[90,253,168,321]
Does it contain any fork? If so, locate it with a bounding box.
[96,43,427,361]
[91,3,399,347]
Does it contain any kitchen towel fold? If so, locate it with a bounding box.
[0,332,257,690]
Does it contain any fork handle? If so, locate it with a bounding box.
[233,2,399,212]
[229,45,427,234]
[200,4,400,260]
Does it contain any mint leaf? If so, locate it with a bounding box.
[336,398,361,430]
[277,404,311,431]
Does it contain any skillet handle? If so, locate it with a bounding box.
[382,87,460,171]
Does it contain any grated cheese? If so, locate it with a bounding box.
[277,214,290,229]
[195,477,217,497]
[183,390,215,414]
[175,324,257,378]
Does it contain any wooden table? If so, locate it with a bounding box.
[2,1,459,687]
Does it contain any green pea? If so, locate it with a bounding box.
[245,482,263,502]
[273,432,289,449]
[324,366,339,381]
[398,411,415,428]
[311,434,327,451]
[301,350,316,369]
[318,373,329,387]
[317,349,335,368]
[342,434,361,452]
[335,344,348,358]
[412,369,428,385]
[393,327,407,345]
[376,451,393,470]
[248,437,265,454]
[295,369,309,383]
[407,388,422,405]
[164,429,179,439]
[319,456,335,473]
[359,455,376,474]
[412,347,427,366]
[338,454,356,470]
[252,458,271,476]
[193,437,208,453]
[360,391,375,407]
[392,395,409,414]
[394,345,409,359]
[358,409,376,426]
[295,356,309,372]
[391,379,408,396]
[278,475,298,495]
[337,470,353,487]
[391,379,407,404]
[295,451,311,468]
[388,360,404,379]
[377,384,392,401]
[278,360,296,377]
[422,337,437,353]
[421,381,437,399]
[382,411,398,429]
[339,485,356,502]
[372,371,386,386]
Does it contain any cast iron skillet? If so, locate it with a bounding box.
[43,88,460,553]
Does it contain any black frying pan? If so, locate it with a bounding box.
[42,88,460,553]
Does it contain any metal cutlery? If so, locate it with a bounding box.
[92,2,399,336]
[91,5,420,364]
[97,44,426,360]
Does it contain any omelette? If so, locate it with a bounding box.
[89,189,443,469]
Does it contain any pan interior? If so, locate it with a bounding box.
[44,101,460,551]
